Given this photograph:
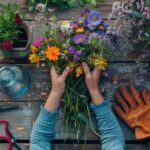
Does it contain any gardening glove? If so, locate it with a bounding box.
[113,84,150,140]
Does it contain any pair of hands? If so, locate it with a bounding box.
[44,62,104,112]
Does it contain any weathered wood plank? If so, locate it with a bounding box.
[0,101,135,141]
[0,63,149,102]
[1,144,149,150]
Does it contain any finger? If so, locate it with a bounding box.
[61,66,70,80]
[142,88,150,104]
[92,67,101,79]
[129,84,145,105]
[50,65,58,80]
[115,94,129,113]
[113,104,127,122]
[120,85,137,109]
[82,62,92,78]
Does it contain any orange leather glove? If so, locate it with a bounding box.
[113,84,150,140]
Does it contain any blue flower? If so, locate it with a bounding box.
[87,11,102,26]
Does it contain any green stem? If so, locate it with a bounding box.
[85,102,101,137]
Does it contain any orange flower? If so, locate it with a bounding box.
[76,66,83,77]
[45,46,60,61]
[76,27,84,33]
[31,45,38,53]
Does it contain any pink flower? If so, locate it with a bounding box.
[32,37,45,47]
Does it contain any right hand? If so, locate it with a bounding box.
[82,62,104,104]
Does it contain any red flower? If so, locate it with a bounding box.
[15,13,22,25]
[0,40,13,50]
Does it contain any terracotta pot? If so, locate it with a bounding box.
[8,22,31,59]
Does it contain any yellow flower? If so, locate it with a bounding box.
[76,66,83,77]
[62,20,69,25]
[31,45,38,54]
[64,50,68,55]
[29,54,40,64]
[76,27,84,33]
[69,62,75,70]
[45,46,60,61]
[94,57,108,71]
[49,37,53,41]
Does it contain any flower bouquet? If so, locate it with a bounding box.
[29,9,109,139]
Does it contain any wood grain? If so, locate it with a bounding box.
[1,144,150,150]
[0,101,136,141]
[0,63,149,102]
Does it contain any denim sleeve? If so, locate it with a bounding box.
[90,100,125,150]
[30,105,58,150]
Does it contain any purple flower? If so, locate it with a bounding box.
[73,54,79,61]
[73,34,86,44]
[73,51,81,61]
[96,30,106,36]
[60,33,65,40]
[103,69,113,78]
[32,37,45,47]
[87,11,102,26]
[71,23,78,28]
[81,8,90,17]
[69,47,75,54]
[69,47,81,61]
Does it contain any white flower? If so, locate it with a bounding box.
[60,21,73,34]
[35,3,46,12]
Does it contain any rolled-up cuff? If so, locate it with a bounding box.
[38,105,59,122]
[90,100,111,116]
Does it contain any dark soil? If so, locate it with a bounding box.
[13,25,28,48]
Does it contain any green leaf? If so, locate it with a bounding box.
[84,0,90,3]
[78,0,85,7]
[90,0,97,7]
[77,113,88,123]
[67,0,75,7]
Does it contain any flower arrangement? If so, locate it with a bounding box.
[109,0,150,59]
[29,9,110,139]
[0,4,23,51]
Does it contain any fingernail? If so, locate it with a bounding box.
[66,66,70,71]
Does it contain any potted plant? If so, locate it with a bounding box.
[0,4,31,60]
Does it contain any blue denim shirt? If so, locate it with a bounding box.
[30,101,125,150]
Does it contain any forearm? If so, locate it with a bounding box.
[30,105,58,150]
[91,100,125,150]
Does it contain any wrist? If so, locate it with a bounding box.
[89,88,104,105]
[44,89,63,112]
[50,89,63,99]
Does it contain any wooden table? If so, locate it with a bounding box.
[0,0,150,149]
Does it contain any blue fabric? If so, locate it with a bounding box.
[30,101,125,150]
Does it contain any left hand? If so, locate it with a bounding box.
[50,65,70,95]
[44,65,70,112]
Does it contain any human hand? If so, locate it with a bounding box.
[44,65,70,112]
[82,62,104,104]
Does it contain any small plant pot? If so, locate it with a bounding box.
[8,22,31,59]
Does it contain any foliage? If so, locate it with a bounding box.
[0,4,18,42]
[28,0,105,11]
